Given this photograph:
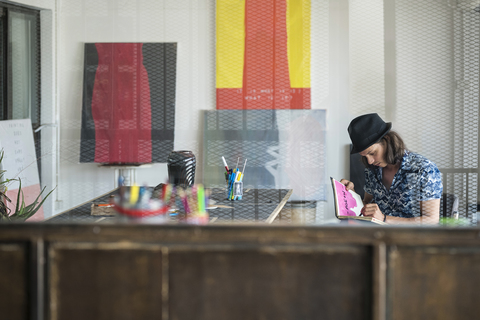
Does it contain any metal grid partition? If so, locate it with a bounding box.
[346,0,480,226]
[55,0,216,215]
[349,0,386,118]
[9,0,477,226]
[397,0,479,225]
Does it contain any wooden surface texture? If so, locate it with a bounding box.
[0,243,28,320]
[0,224,479,320]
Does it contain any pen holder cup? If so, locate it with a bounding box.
[226,180,243,201]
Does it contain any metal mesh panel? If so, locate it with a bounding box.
[395,0,455,163]
[203,109,327,201]
[55,0,216,214]
[311,0,329,105]
[8,0,477,226]
[345,0,480,226]
[349,0,385,118]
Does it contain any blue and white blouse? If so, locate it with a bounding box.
[364,151,443,218]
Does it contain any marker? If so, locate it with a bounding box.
[205,188,211,209]
[130,184,140,205]
[164,184,172,204]
[228,170,236,200]
[118,175,125,200]
[186,187,196,214]
[197,184,205,213]
[118,175,124,187]
[222,156,229,172]
[161,183,167,201]
[178,188,190,214]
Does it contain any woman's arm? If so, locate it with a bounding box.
[419,199,440,224]
[363,199,440,225]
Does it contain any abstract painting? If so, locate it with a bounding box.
[216,0,311,110]
[80,42,177,164]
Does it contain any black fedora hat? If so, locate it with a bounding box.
[348,113,392,154]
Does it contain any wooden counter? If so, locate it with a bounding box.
[1,224,479,320]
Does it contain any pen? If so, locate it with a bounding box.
[228,169,236,200]
[241,159,247,179]
[222,156,229,172]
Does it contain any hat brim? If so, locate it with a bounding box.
[350,122,392,154]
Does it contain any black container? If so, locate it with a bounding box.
[167,150,196,188]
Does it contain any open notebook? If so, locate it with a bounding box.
[331,177,387,225]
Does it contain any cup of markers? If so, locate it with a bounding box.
[223,157,246,201]
[176,184,210,224]
[112,178,172,218]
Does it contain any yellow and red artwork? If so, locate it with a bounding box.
[216,0,311,110]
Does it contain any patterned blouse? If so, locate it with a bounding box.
[364,151,443,218]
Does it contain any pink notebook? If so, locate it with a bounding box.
[331,177,386,224]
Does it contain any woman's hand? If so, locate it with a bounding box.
[339,179,355,191]
[361,203,385,221]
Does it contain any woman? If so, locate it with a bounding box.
[341,113,442,224]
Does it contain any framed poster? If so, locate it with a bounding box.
[0,119,44,221]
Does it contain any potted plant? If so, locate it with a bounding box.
[0,151,54,222]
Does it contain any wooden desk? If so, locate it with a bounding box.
[45,187,293,224]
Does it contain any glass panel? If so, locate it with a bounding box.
[8,10,39,124]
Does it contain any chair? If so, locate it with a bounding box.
[442,193,459,219]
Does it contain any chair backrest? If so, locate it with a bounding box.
[442,193,459,219]
[349,147,365,198]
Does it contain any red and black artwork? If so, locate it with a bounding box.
[80,43,177,164]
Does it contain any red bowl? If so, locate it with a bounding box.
[112,203,170,218]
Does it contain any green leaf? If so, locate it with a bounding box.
[0,148,55,222]
[18,192,26,217]
[11,190,25,219]
[15,178,22,214]
[23,187,55,220]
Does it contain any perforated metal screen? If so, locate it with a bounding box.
[9,0,478,226]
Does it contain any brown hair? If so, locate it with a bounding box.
[361,131,406,168]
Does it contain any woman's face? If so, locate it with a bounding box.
[360,142,387,167]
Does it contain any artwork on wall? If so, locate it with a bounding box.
[203,110,326,201]
[216,0,311,110]
[80,43,177,164]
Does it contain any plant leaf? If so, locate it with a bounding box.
[23,187,55,220]
[25,185,45,212]
[18,192,26,217]
[15,178,22,214]
[11,190,25,219]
